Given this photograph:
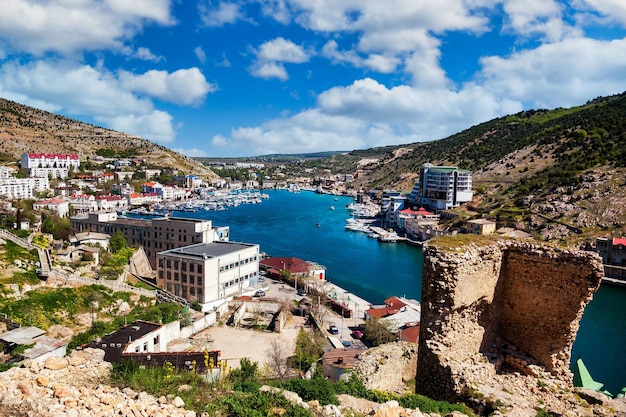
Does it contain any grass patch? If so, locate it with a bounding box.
[427,234,503,251]
[99,247,134,280]
[110,361,313,416]
[2,269,41,286]
[0,240,38,264]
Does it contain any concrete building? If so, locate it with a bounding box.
[596,237,626,280]
[467,219,497,235]
[21,153,80,179]
[70,212,230,269]
[156,241,261,307]
[408,163,473,210]
[33,197,70,217]
[0,176,49,200]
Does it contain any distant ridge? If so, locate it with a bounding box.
[0,98,215,178]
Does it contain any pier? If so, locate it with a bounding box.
[368,226,406,243]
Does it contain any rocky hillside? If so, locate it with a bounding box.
[0,98,215,179]
[317,92,626,245]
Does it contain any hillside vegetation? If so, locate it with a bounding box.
[313,92,626,245]
[0,98,215,178]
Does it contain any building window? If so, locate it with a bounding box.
[197,277,202,285]
[190,276,195,285]
[174,272,179,281]
[182,274,187,284]
[198,265,202,273]
[190,264,195,273]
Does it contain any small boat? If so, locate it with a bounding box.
[330,206,335,210]
[316,223,320,227]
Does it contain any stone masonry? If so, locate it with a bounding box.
[416,238,606,412]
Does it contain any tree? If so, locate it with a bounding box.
[292,329,324,371]
[362,317,397,346]
[265,339,291,380]
[109,231,128,253]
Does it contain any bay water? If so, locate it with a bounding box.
[174,189,625,394]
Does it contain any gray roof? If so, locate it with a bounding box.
[158,241,258,259]
[0,326,46,344]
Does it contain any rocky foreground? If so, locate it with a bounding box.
[0,348,464,417]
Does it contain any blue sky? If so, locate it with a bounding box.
[1,1,625,157]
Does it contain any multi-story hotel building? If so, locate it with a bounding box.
[156,242,261,307]
[408,163,473,210]
[70,212,230,268]
[21,153,80,179]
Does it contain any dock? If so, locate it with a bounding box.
[368,226,406,243]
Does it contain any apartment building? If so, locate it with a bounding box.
[21,153,80,179]
[70,212,230,268]
[156,242,260,306]
[408,163,473,210]
[0,176,50,200]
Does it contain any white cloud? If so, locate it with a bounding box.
[321,41,399,73]
[195,46,207,64]
[250,37,309,80]
[134,47,163,62]
[119,68,217,105]
[501,0,579,41]
[0,59,180,143]
[573,0,626,26]
[199,1,244,27]
[260,0,292,25]
[479,36,626,108]
[211,77,524,155]
[103,110,176,144]
[0,0,174,56]
[173,147,209,157]
[257,37,309,63]
[251,62,288,80]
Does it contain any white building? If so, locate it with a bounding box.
[0,177,49,200]
[21,153,80,179]
[408,163,473,210]
[0,166,13,179]
[33,197,70,217]
[156,241,260,309]
[68,193,99,213]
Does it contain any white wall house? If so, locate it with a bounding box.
[33,197,70,217]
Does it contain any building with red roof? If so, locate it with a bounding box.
[33,197,70,217]
[260,256,326,290]
[365,296,421,344]
[21,152,80,179]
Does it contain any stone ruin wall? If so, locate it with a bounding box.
[416,239,604,403]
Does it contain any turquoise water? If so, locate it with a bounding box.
[174,189,624,394]
[175,190,423,304]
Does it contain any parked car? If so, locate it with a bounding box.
[297,288,306,296]
[351,329,363,339]
[342,340,352,348]
[329,325,339,334]
[254,290,265,297]
[258,276,266,282]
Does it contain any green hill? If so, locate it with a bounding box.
[315,92,626,245]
